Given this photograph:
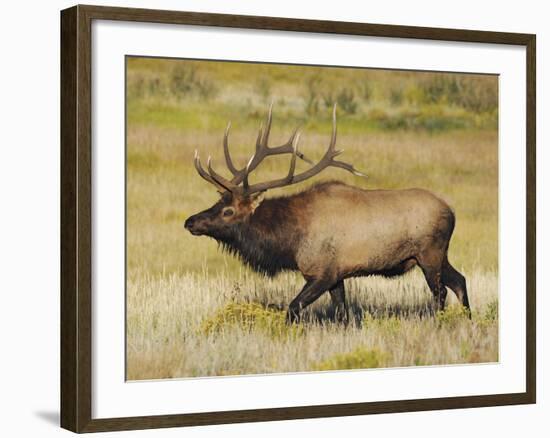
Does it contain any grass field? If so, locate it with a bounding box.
[126,57,499,380]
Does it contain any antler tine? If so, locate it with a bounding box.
[255,125,263,152]
[331,160,368,178]
[329,103,337,153]
[207,156,238,193]
[193,150,211,182]
[223,122,239,176]
[260,101,274,148]
[266,128,313,164]
[194,150,230,193]
[285,132,300,183]
[242,155,255,191]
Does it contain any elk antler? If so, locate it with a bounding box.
[193,150,238,193]
[223,102,313,186]
[194,104,367,195]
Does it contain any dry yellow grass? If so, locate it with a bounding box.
[127,269,498,379]
[125,58,499,380]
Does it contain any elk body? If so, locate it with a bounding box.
[184,105,470,324]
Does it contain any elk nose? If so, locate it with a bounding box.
[184,217,195,230]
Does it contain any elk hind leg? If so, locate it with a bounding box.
[442,258,471,317]
[417,251,447,313]
[329,280,349,325]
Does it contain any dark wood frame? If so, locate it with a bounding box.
[61,4,536,433]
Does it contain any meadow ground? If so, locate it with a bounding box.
[126,58,499,380]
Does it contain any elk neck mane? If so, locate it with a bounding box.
[213,183,335,276]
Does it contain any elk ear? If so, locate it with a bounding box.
[249,192,265,213]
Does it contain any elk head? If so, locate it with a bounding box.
[184,104,366,238]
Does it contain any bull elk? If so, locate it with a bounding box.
[184,105,470,324]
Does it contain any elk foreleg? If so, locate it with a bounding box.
[329,280,349,325]
[286,278,334,324]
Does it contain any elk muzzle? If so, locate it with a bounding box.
[184,214,207,236]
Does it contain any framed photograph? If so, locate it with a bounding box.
[60,4,536,433]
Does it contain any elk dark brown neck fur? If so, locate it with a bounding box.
[215,191,307,277]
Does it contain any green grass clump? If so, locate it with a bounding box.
[362,313,402,335]
[483,300,499,321]
[472,299,499,329]
[170,64,218,99]
[200,302,302,339]
[436,305,471,327]
[313,347,386,371]
[419,73,498,112]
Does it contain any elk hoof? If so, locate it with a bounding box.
[333,306,349,326]
[286,308,300,325]
[335,314,350,327]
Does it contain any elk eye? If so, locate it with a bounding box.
[222,207,234,217]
